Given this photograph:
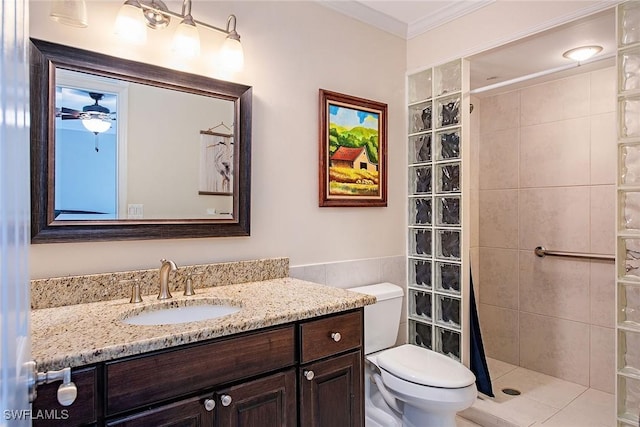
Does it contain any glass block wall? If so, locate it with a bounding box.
[618,2,640,426]
[407,60,470,364]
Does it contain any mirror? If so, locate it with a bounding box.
[30,39,252,243]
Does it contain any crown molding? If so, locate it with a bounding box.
[317,1,408,38]
[407,1,495,39]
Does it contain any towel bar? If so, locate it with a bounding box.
[534,246,614,261]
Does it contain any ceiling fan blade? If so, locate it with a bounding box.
[61,107,80,115]
[60,115,80,120]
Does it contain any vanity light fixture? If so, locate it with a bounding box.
[114,0,148,45]
[562,45,603,62]
[49,0,88,28]
[114,0,245,71]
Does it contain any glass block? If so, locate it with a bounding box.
[434,60,461,97]
[620,97,640,138]
[621,144,640,185]
[620,329,640,375]
[436,262,461,294]
[436,229,461,260]
[620,283,640,327]
[410,197,432,226]
[436,163,460,193]
[618,375,640,426]
[409,165,432,195]
[410,289,432,321]
[436,129,461,160]
[410,320,432,349]
[408,69,432,103]
[619,1,640,47]
[410,228,432,257]
[436,327,460,361]
[436,196,460,226]
[436,295,461,329]
[623,191,640,231]
[436,95,461,129]
[409,133,432,164]
[622,238,640,280]
[410,258,432,288]
[409,101,432,134]
[620,47,640,93]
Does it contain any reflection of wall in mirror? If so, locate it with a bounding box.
[126,83,235,219]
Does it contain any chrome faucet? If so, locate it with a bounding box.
[158,259,177,300]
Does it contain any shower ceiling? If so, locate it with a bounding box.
[321,1,616,93]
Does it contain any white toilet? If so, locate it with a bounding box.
[348,282,477,427]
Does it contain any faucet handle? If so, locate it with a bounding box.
[130,280,142,303]
[184,272,202,296]
[184,273,195,296]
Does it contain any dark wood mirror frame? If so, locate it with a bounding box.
[30,39,252,243]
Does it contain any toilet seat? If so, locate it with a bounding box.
[376,344,475,389]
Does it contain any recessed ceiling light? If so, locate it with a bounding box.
[562,45,603,62]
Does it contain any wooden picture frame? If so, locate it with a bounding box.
[319,89,387,207]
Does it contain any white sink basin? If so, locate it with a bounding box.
[122,301,240,326]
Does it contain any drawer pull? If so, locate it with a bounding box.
[304,370,315,381]
[204,399,215,411]
[331,332,342,342]
[221,394,233,407]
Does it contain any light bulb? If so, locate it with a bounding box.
[219,36,244,73]
[172,17,200,59]
[114,0,147,45]
[82,118,111,134]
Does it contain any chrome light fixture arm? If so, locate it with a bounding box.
[139,0,240,38]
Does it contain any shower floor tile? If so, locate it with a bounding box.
[458,357,614,427]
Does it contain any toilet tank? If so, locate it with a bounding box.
[347,282,403,355]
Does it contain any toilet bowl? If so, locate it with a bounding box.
[348,283,477,427]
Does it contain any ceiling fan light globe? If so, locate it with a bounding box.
[219,36,244,73]
[82,117,111,134]
[172,19,200,58]
[114,1,147,45]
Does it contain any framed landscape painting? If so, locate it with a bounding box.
[319,89,387,207]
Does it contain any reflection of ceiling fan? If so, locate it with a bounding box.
[56,92,116,135]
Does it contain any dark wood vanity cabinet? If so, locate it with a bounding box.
[34,309,363,427]
[298,311,363,427]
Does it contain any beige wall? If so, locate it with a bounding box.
[29,1,406,279]
[475,67,616,392]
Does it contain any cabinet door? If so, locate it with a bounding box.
[106,394,215,427]
[299,350,362,427]
[215,369,296,427]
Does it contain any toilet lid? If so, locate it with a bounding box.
[377,344,476,388]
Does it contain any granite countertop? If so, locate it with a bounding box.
[32,278,376,371]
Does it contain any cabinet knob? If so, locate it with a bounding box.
[304,370,315,381]
[331,332,342,342]
[204,399,215,412]
[221,394,233,407]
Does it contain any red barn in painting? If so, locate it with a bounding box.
[330,146,378,172]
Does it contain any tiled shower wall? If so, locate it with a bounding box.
[474,67,616,393]
[289,255,407,344]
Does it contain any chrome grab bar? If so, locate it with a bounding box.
[534,246,614,261]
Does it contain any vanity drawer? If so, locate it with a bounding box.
[105,325,295,415]
[299,310,363,363]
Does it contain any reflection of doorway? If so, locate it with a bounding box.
[54,70,128,220]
